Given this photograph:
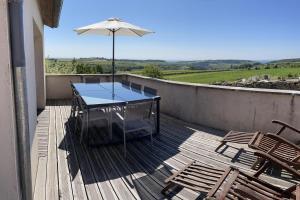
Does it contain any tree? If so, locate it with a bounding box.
[95,64,103,74]
[142,66,163,78]
[72,58,77,66]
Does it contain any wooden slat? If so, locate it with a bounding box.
[46,103,59,200]
[126,141,199,200]
[59,104,88,200]
[61,104,103,200]
[207,167,234,197]
[55,102,73,200]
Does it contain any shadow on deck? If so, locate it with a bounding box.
[33,100,295,200]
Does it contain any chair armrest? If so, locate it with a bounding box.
[254,151,300,178]
[272,120,300,135]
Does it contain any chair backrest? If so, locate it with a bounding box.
[131,82,142,90]
[143,86,157,95]
[70,81,78,95]
[84,77,100,83]
[75,94,85,111]
[121,80,130,86]
[249,133,299,163]
[124,100,153,122]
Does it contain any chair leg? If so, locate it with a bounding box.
[74,116,78,134]
[251,157,264,170]
[80,120,85,143]
[161,182,175,195]
[215,141,226,152]
[150,128,153,147]
[254,159,270,177]
[123,131,126,158]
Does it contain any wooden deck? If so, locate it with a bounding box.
[33,100,295,200]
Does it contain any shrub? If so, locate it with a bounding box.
[142,66,163,78]
[287,73,293,78]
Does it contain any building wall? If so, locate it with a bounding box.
[0,0,21,199]
[46,74,300,143]
[23,0,45,194]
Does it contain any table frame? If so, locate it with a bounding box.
[72,82,161,145]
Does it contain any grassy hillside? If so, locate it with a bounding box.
[46,57,300,85]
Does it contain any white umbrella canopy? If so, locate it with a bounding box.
[74,18,154,83]
[74,17,154,36]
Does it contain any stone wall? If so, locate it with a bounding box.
[215,79,300,91]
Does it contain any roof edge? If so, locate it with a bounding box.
[38,0,63,28]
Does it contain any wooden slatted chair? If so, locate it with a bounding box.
[206,166,299,200]
[161,161,226,195]
[215,120,300,152]
[162,162,300,200]
[218,131,300,175]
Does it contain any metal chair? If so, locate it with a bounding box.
[143,86,157,95]
[121,80,130,86]
[83,76,101,83]
[75,94,110,143]
[70,81,79,118]
[131,82,142,91]
[114,100,154,157]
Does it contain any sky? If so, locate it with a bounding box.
[45,0,300,61]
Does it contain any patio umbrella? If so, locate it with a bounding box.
[74,18,154,83]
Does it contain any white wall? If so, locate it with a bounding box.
[0,0,21,199]
[23,0,44,194]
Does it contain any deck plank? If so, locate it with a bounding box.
[61,105,104,200]
[46,103,59,200]
[55,102,73,200]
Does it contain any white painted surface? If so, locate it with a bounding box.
[23,0,45,194]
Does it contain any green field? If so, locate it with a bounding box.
[162,68,300,84]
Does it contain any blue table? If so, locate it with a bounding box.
[72,82,161,143]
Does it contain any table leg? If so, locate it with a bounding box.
[87,109,90,145]
[109,106,113,140]
[156,99,160,134]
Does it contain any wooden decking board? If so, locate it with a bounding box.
[62,106,105,200]
[83,145,119,200]
[94,146,138,200]
[33,100,295,200]
[108,146,161,200]
[55,103,74,200]
[129,141,200,200]
[46,103,59,200]
[109,145,169,200]
[60,104,88,200]
[61,104,101,200]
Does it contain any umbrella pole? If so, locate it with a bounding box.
[112,30,115,84]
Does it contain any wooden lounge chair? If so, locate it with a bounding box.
[249,133,300,170]
[206,166,299,200]
[215,130,300,176]
[215,120,300,152]
[162,161,300,200]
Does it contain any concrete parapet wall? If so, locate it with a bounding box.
[46,74,300,142]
